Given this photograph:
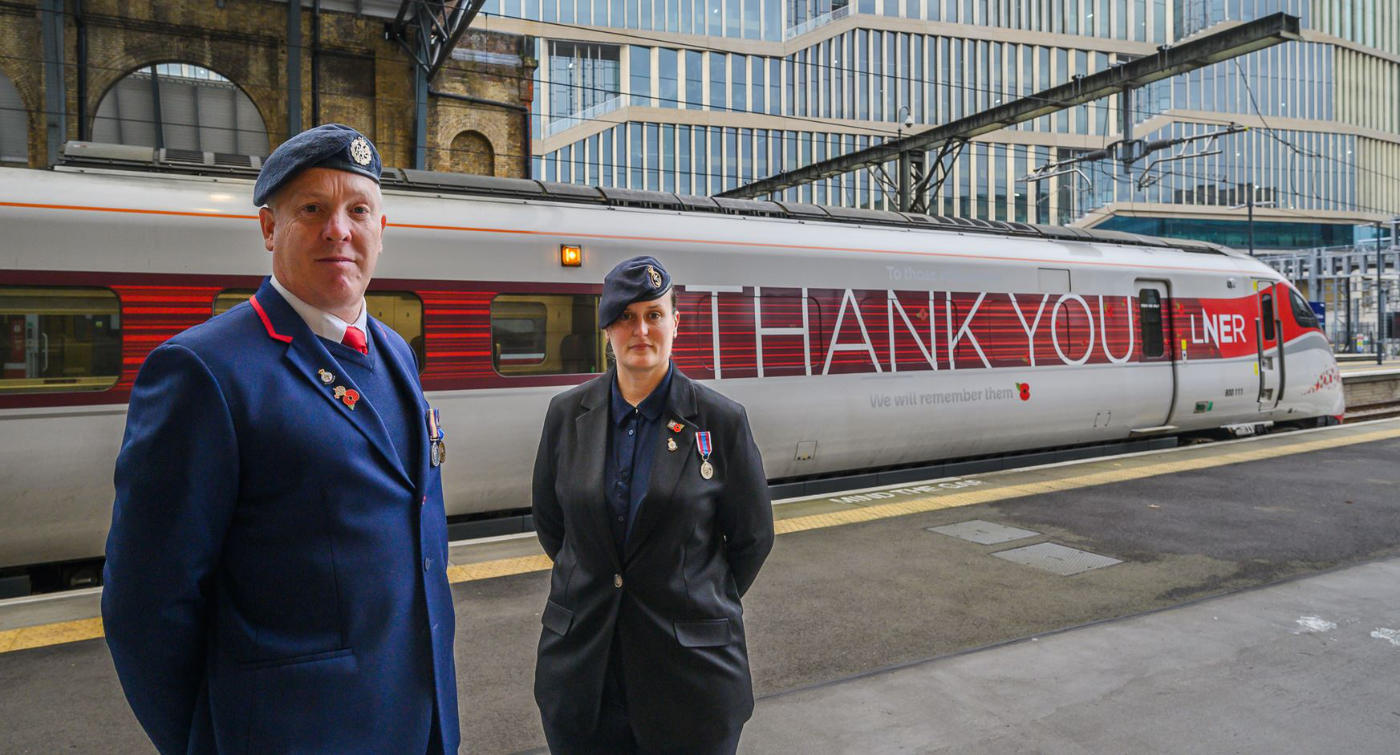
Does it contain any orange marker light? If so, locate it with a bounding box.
[560,244,582,267]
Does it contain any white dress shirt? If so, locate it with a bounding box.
[270,275,368,346]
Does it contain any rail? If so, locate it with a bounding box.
[784,4,849,39]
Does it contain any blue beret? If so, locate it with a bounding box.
[253,123,381,206]
[599,256,673,329]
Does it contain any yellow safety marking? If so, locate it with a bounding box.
[776,425,1400,534]
[0,617,104,654]
[445,555,553,583]
[5,423,1400,655]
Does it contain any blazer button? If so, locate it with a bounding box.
[613,574,623,588]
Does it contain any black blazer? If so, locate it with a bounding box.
[531,366,774,749]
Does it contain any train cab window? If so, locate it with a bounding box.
[490,294,603,376]
[1261,293,1276,341]
[0,287,122,394]
[1138,289,1164,358]
[214,289,426,371]
[1289,290,1319,329]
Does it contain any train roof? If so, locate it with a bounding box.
[56,141,1233,258]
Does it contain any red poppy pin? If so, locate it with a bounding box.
[342,389,360,409]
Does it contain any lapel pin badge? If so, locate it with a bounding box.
[317,368,335,384]
[333,385,359,410]
[667,437,678,452]
[667,420,684,433]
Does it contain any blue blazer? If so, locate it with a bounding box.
[103,279,458,754]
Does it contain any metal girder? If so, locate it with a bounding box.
[720,11,1301,200]
[390,0,488,82]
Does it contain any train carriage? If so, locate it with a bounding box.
[0,143,1343,574]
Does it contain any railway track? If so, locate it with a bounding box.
[1346,400,1400,422]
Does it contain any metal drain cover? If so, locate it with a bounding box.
[992,542,1122,576]
[927,519,1040,545]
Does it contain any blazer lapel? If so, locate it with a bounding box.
[569,370,620,570]
[624,369,700,563]
[372,319,430,491]
[253,282,413,488]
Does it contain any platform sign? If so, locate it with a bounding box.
[1310,301,1326,332]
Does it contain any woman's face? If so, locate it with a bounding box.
[605,296,679,375]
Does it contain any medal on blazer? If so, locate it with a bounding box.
[696,431,714,479]
[427,407,446,467]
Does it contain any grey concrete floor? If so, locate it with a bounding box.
[1,430,1398,753]
[742,557,1400,754]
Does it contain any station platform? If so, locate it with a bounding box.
[742,556,1400,753]
[2,418,1399,752]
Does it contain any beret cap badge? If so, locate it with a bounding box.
[597,255,672,329]
[349,137,373,166]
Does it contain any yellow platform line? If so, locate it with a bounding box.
[5,423,1399,655]
[0,617,104,654]
[774,424,1400,535]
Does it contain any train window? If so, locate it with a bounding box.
[1289,290,1319,329]
[214,289,426,371]
[1138,289,1164,358]
[1261,293,1276,341]
[0,287,122,394]
[366,292,425,371]
[490,294,603,376]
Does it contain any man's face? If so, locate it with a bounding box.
[259,168,385,321]
[605,295,678,374]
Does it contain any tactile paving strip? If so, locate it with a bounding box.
[992,542,1122,576]
[927,519,1040,545]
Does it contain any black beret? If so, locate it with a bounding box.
[253,123,382,206]
[598,256,673,329]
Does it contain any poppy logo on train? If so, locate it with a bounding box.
[1016,382,1031,401]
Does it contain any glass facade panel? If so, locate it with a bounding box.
[531,2,1380,249]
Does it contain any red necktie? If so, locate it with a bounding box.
[341,325,368,355]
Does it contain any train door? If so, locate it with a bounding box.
[1134,280,1177,428]
[1254,280,1284,409]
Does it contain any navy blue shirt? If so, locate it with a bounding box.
[605,362,674,550]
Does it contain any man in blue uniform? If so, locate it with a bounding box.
[102,124,459,754]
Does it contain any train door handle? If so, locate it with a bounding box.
[39,332,48,373]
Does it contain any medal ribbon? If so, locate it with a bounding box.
[696,431,712,460]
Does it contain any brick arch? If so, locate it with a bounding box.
[83,31,286,149]
[0,58,41,165]
[91,59,275,155]
[448,129,496,176]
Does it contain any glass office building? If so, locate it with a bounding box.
[477,0,1399,249]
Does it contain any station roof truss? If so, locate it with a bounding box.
[718,12,1302,202]
[388,0,489,81]
[58,140,1239,258]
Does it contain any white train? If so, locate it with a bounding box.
[0,143,1343,575]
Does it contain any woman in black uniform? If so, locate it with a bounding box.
[531,256,774,754]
